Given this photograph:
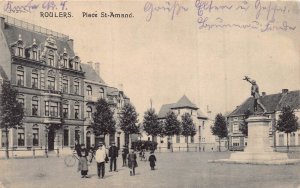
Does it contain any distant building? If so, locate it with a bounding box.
[140,95,222,151]
[227,89,300,151]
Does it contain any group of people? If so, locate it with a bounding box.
[75,141,157,179]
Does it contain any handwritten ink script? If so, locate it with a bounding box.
[144,0,297,32]
[144,1,188,22]
[3,0,68,13]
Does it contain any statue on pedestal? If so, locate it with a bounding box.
[243,76,267,113]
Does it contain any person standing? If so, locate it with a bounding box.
[95,142,106,179]
[109,142,118,172]
[128,149,138,176]
[79,144,89,178]
[148,151,156,170]
[122,145,129,167]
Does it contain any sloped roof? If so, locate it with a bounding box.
[158,95,207,119]
[229,90,300,116]
[81,64,105,84]
[0,65,8,80]
[107,87,119,96]
[171,95,198,109]
[158,103,176,118]
[3,24,74,57]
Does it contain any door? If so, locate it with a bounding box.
[48,129,55,151]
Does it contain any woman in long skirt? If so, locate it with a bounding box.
[127,149,138,176]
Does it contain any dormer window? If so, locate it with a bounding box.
[32,48,38,60]
[74,61,79,70]
[63,59,68,68]
[17,44,23,57]
[49,54,54,66]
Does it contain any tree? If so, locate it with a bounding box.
[119,102,139,146]
[0,81,24,159]
[239,109,253,136]
[91,98,116,144]
[143,108,162,141]
[211,113,228,152]
[276,106,298,152]
[181,113,196,152]
[164,111,181,152]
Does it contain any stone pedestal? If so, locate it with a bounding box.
[229,115,288,161]
[210,115,300,165]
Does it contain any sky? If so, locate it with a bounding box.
[1,0,299,119]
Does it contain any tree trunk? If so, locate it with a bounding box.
[5,126,9,159]
[219,137,221,152]
[286,133,289,153]
[186,136,189,152]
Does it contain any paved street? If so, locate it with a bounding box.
[0,152,300,188]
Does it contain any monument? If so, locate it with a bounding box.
[211,77,300,165]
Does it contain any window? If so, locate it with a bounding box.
[64,129,69,146]
[87,106,92,118]
[63,59,68,68]
[45,101,49,116]
[178,110,180,115]
[18,98,24,108]
[62,78,68,93]
[32,127,39,146]
[191,136,194,143]
[176,135,180,143]
[31,71,38,89]
[290,132,296,146]
[48,77,55,90]
[32,97,38,116]
[87,85,92,96]
[185,136,188,143]
[17,128,25,146]
[63,104,68,118]
[232,137,240,146]
[17,44,23,56]
[279,134,284,146]
[75,105,79,119]
[74,61,79,70]
[233,117,238,121]
[99,88,104,99]
[232,123,239,133]
[50,102,58,117]
[191,110,193,115]
[1,131,7,147]
[48,54,54,67]
[17,67,24,86]
[74,80,79,95]
[32,48,38,60]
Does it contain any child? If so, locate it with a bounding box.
[148,151,156,170]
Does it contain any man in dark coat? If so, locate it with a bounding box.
[109,142,118,172]
[122,145,129,167]
[148,151,156,170]
[128,149,137,176]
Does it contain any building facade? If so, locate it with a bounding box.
[227,89,300,151]
[0,15,131,153]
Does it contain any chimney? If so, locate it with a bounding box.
[282,89,289,94]
[262,92,266,96]
[118,84,123,92]
[67,39,74,50]
[0,16,5,30]
[87,61,93,68]
[94,62,100,76]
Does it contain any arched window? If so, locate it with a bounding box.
[16,66,24,86]
[31,69,38,89]
[87,106,92,118]
[32,96,38,116]
[99,88,104,99]
[87,85,92,96]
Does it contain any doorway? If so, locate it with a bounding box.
[48,129,55,151]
